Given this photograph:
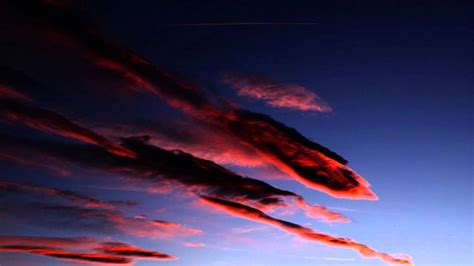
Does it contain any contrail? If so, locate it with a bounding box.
[162,22,318,27]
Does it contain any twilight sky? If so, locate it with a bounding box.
[0,1,472,265]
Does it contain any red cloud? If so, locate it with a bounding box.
[64,206,202,239]
[0,179,200,241]
[0,90,136,159]
[0,235,97,249]
[0,235,177,264]
[0,135,349,225]
[96,242,176,260]
[0,151,70,176]
[7,0,377,200]
[200,196,413,266]
[95,120,265,168]
[213,109,378,200]
[0,180,122,209]
[222,73,332,112]
[0,246,132,264]
[0,84,32,102]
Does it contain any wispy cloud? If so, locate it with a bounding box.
[183,242,206,247]
[200,196,413,265]
[0,180,137,209]
[0,179,201,240]
[222,72,332,112]
[0,85,136,159]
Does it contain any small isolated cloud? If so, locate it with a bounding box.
[183,242,206,247]
[222,73,332,112]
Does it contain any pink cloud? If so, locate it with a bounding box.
[222,73,332,112]
[183,242,206,247]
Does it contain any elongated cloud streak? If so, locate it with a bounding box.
[0,235,97,249]
[0,180,136,209]
[0,245,132,264]
[1,202,201,240]
[0,235,176,264]
[0,92,136,158]
[0,84,32,102]
[183,242,206,247]
[214,109,377,200]
[96,242,176,260]
[4,0,377,200]
[0,178,200,240]
[222,72,332,112]
[0,134,347,222]
[200,196,413,265]
[96,120,265,167]
[0,150,70,176]
[0,134,294,207]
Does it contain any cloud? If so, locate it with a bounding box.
[0,84,32,102]
[95,242,177,260]
[1,203,201,240]
[200,196,413,265]
[0,235,97,249]
[0,179,201,240]
[0,134,349,224]
[183,242,206,247]
[231,225,268,235]
[0,3,414,264]
[95,119,265,168]
[5,0,378,200]
[0,89,136,159]
[0,65,39,100]
[0,132,350,226]
[294,196,351,223]
[0,150,70,176]
[0,135,297,210]
[0,180,136,209]
[0,245,132,264]
[0,235,176,264]
[222,72,332,112]
[214,109,378,200]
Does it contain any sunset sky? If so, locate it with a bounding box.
[0,1,472,265]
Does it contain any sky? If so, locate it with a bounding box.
[0,0,472,265]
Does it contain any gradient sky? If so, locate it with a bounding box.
[0,1,472,266]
